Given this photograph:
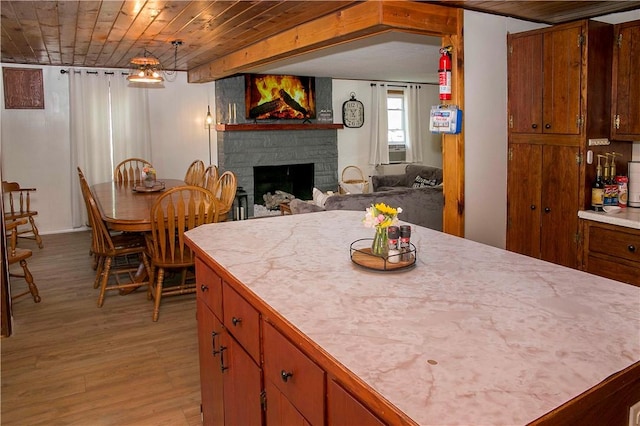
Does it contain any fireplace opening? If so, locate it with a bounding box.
[254,163,314,208]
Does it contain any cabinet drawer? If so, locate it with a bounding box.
[588,226,640,263]
[585,255,640,287]
[222,281,261,364]
[263,321,325,426]
[196,258,223,319]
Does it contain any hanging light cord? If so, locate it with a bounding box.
[164,40,182,82]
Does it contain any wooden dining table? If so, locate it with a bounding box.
[91,179,186,232]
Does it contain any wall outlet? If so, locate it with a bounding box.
[630,400,640,426]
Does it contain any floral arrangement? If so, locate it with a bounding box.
[142,166,156,181]
[363,203,402,256]
[363,202,402,229]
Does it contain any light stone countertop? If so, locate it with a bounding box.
[186,210,640,425]
[578,207,640,229]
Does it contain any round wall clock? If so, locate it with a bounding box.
[342,92,364,128]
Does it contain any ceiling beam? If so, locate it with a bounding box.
[187,1,458,83]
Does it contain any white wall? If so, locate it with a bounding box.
[1,65,215,234]
[332,79,442,180]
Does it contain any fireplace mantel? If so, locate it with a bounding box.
[215,123,343,131]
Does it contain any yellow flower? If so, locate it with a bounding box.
[363,203,401,229]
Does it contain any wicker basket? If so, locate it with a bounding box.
[339,165,369,194]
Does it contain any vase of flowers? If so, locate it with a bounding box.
[363,202,402,257]
[142,167,156,188]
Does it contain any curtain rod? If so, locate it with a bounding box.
[60,69,129,76]
[370,83,424,88]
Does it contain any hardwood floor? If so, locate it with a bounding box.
[1,231,202,425]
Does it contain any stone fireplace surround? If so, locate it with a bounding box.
[216,76,338,217]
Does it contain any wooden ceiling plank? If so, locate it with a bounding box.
[58,1,81,66]
[84,1,125,67]
[34,2,61,64]
[72,1,102,68]
[0,2,34,63]
[96,0,154,68]
[105,0,176,69]
[4,1,45,64]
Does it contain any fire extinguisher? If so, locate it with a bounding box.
[438,46,452,101]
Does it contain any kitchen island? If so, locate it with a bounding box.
[186,210,640,425]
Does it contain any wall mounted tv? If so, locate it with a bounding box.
[245,74,316,120]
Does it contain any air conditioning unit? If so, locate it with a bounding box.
[389,145,406,163]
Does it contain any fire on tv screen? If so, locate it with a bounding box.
[245,74,316,120]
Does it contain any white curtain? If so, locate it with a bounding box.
[69,69,151,228]
[405,84,424,163]
[368,84,389,166]
[110,76,152,162]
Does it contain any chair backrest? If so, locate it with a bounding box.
[2,181,36,216]
[114,158,153,185]
[148,186,219,265]
[216,171,237,214]
[203,165,219,194]
[184,160,206,186]
[78,167,116,256]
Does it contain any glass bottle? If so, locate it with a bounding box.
[591,155,604,211]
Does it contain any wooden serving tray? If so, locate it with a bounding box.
[350,241,416,272]
[133,181,166,193]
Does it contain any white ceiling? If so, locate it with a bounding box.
[250,32,443,84]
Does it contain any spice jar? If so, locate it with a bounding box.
[399,225,412,261]
[387,226,401,263]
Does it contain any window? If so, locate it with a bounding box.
[387,89,406,162]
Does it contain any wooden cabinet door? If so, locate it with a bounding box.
[540,145,581,268]
[507,143,542,258]
[197,299,225,426]
[612,20,640,140]
[508,33,543,134]
[542,24,583,135]
[264,380,310,426]
[327,379,385,426]
[220,332,263,426]
[263,322,325,426]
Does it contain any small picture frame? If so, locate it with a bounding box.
[3,67,45,109]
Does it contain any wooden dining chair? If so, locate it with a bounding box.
[6,218,41,303]
[216,171,237,221]
[184,160,206,186]
[146,186,219,321]
[78,168,150,306]
[114,158,153,185]
[2,181,44,248]
[202,165,219,194]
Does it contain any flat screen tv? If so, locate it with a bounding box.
[245,74,316,120]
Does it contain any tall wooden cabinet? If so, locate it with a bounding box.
[507,144,580,266]
[611,19,640,141]
[507,20,619,269]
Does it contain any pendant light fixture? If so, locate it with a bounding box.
[127,40,182,85]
